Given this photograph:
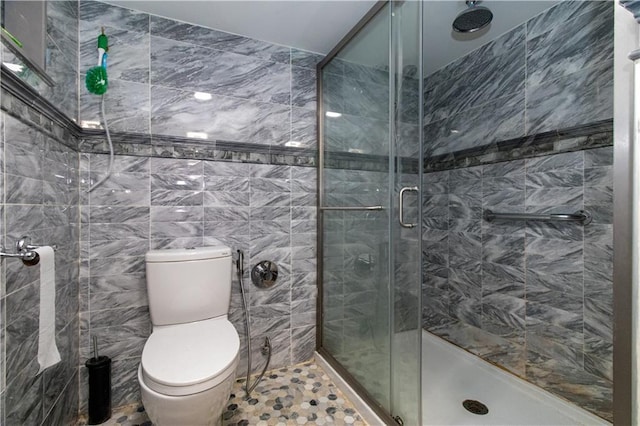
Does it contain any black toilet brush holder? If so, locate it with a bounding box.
[85,336,112,425]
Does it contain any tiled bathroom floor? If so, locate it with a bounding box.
[77,360,367,426]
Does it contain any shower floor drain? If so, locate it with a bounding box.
[462,399,489,415]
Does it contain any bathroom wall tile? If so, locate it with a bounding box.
[47,1,79,59]
[151,36,290,105]
[80,78,150,133]
[291,49,323,70]
[585,146,613,167]
[151,85,290,144]
[291,325,315,365]
[80,1,149,34]
[110,357,143,408]
[526,1,609,41]
[150,15,290,64]
[526,3,613,88]
[4,358,42,425]
[292,66,316,109]
[425,46,525,124]
[526,61,613,134]
[424,94,525,157]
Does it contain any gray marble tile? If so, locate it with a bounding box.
[80,78,150,133]
[584,146,613,167]
[526,2,613,88]
[89,223,149,241]
[526,61,613,134]
[292,66,316,109]
[151,189,204,207]
[5,357,42,425]
[291,325,315,365]
[425,45,525,124]
[526,1,610,41]
[151,36,290,105]
[291,49,323,69]
[424,94,525,156]
[47,1,79,58]
[89,206,149,223]
[150,15,290,64]
[91,154,149,173]
[151,85,290,144]
[525,151,584,173]
[150,221,203,239]
[80,1,149,33]
[482,233,524,267]
[203,191,249,208]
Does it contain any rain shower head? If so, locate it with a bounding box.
[453,1,493,33]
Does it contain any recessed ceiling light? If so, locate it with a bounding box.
[325,111,342,118]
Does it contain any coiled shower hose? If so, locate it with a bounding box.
[236,249,272,398]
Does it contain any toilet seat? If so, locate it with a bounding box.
[141,317,240,396]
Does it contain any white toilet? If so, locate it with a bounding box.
[138,245,240,426]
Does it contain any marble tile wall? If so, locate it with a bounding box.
[78,0,320,150]
[78,154,317,410]
[74,0,325,412]
[421,147,614,421]
[423,0,613,157]
[0,108,80,424]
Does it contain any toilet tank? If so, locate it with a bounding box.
[145,245,233,326]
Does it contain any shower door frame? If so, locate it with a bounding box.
[315,1,415,423]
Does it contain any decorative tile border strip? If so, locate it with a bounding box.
[1,67,79,150]
[424,119,613,173]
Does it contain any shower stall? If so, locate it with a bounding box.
[317,1,624,424]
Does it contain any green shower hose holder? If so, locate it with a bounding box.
[85,28,109,95]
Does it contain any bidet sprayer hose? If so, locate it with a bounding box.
[87,95,114,193]
[236,249,272,398]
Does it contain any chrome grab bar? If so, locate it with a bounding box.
[320,206,384,211]
[399,186,419,228]
[483,209,592,225]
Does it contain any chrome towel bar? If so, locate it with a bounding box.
[483,210,592,225]
[320,205,384,211]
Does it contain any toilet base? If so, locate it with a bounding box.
[138,365,235,426]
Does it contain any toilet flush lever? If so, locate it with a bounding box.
[251,261,278,289]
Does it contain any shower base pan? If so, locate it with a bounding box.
[422,330,610,425]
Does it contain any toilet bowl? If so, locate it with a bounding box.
[138,245,239,425]
[139,317,239,425]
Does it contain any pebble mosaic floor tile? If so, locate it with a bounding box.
[77,360,368,426]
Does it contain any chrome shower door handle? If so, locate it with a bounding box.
[399,186,419,228]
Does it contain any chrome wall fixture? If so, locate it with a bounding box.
[483,210,592,225]
[0,236,57,266]
[251,260,278,288]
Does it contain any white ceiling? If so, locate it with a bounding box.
[105,0,376,56]
[106,0,560,75]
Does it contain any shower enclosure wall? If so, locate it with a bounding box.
[318,0,616,423]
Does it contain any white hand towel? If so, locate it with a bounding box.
[36,246,61,374]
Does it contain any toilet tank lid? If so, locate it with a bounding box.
[146,245,231,262]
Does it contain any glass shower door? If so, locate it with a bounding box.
[318,1,422,422]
